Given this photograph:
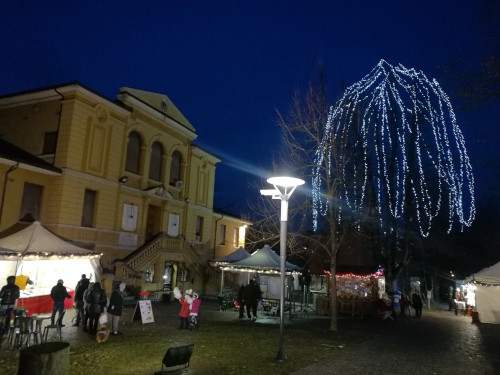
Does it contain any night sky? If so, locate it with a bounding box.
[0,1,498,223]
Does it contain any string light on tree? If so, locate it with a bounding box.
[313,60,475,236]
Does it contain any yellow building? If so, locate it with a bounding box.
[0,82,250,296]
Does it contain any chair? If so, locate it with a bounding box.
[42,310,65,342]
[155,344,194,374]
[11,316,32,349]
[6,308,28,349]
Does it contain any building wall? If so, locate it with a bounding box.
[0,83,249,290]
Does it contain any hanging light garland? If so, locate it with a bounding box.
[313,60,475,236]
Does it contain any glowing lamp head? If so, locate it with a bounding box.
[267,176,305,188]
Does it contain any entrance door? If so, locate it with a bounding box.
[146,205,161,241]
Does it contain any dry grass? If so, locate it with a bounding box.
[1,318,362,375]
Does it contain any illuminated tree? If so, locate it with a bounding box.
[313,60,476,287]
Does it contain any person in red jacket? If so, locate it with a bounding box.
[174,287,190,330]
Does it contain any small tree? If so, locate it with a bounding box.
[248,68,354,331]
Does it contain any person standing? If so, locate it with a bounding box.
[237,283,246,319]
[82,282,94,331]
[173,287,190,330]
[412,293,423,318]
[108,282,126,335]
[244,279,262,320]
[188,291,201,330]
[85,282,107,334]
[0,276,20,337]
[50,279,71,325]
[73,274,90,327]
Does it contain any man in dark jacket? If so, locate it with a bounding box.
[244,279,262,320]
[50,279,71,325]
[85,282,107,334]
[73,274,90,327]
[108,282,126,335]
[0,276,20,336]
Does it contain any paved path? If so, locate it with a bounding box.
[291,309,500,375]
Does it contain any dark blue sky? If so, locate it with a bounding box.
[0,1,497,218]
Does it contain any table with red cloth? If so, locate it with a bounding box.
[18,289,74,316]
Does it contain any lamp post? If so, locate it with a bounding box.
[260,176,304,361]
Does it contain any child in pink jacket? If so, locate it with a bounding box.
[188,292,201,330]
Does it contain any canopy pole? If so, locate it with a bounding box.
[220,269,224,295]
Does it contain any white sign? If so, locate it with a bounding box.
[139,300,154,324]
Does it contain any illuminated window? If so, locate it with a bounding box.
[233,228,239,247]
[149,141,163,182]
[19,183,43,221]
[125,131,141,174]
[145,268,154,283]
[81,189,96,227]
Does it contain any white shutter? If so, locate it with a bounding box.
[121,204,138,231]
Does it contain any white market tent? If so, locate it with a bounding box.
[210,246,251,294]
[221,244,302,299]
[466,261,500,324]
[223,244,302,273]
[0,221,100,291]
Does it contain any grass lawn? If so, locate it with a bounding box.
[1,318,365,375]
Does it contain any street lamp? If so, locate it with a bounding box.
[260,176,304,361]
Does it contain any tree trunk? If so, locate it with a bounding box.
[18,342,70,375]
[329,256,338,331]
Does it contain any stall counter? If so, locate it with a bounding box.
[18,289,74,316]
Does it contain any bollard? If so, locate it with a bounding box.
[18,342,70,375]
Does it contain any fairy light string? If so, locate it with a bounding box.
[313,60,475,236]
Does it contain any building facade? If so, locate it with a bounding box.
[0,82,250,295]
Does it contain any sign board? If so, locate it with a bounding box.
[131,300,155,326]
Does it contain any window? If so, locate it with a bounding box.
[145,268,154,283]
[19,183,43,221]
[169,150,181,186]
[125,131,141,174]
[233,228,239,247]
[219,224,226,245]
[167,213,180,237]
[195,216,203,241]
[149,142,163,182]
[42,131,58,155]
[81,189,96,227]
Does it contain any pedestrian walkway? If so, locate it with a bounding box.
[291,307,500,375]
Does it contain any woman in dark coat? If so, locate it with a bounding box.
[85,282,107,334]
[108,282,126,335]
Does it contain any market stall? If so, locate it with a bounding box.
[210,246,251,295]
[221,244,302,301]
[0,221,100,315]
[464,261,500,324]
[310,270,385,317]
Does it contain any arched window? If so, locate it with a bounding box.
[169,150,182,186]
[125,131,141,174]
[149,142,163,182]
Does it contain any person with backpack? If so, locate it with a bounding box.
[0,276,20,337]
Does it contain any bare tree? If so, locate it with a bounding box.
[247,67,354,331]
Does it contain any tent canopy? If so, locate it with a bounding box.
[468,262,500,286]
[0,221,98,257]
[210,246,250,265]
[223,244,302,273]
[0,221,100,289]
